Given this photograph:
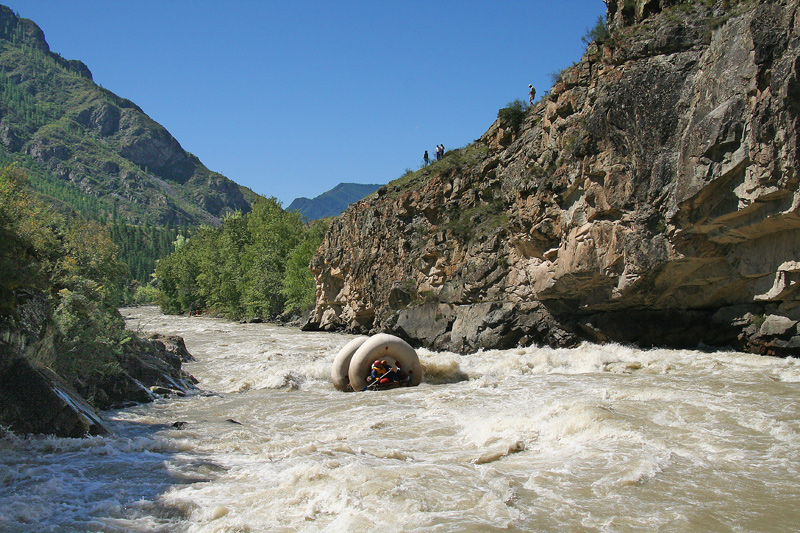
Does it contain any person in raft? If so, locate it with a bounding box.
[393,362,410,383]
[367,359,411,387]
[369,360,390,384]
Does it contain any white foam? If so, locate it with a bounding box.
[3,306,798,531]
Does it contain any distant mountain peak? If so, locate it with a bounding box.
[0,6,92,79]
[288,182,382,221]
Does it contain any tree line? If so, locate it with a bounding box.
[155,197,327,320]
[111,221,189,288]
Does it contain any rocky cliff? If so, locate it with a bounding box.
[309,0,800,356]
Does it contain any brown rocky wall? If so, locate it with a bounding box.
[309,0,800,356]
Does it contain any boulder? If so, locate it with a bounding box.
[0,345,108,437]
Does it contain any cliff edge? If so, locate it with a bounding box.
[309,0,800,356]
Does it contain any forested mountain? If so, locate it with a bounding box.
[0,5,258,227]
[0,5,271,298]
[287,182,382,221]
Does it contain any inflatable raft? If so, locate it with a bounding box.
[331,333,423,392]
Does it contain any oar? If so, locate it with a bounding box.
[362,369,392,391]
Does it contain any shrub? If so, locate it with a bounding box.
[582,16,610,46]
[132,283,159,304]
[497,99,529,132]
[281,220,328,314]
[548,69,564,86]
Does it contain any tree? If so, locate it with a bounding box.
[582,16,609,46]
[497,99,529,133]
[0,164,130,384]
[154,196,327,320]
[282,220,327,314]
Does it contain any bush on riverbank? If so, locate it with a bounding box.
[0,165,137,397]
[155,197,328,321]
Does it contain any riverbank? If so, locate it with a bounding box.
[0,311,198,438]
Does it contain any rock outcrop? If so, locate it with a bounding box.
[0,288,198,436]
[0,345,109,437]
[309,0,800,356]
[73,333,198,411]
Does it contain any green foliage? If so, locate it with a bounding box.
[155,198,329,320]
[155,227,209,314]
[52,287,126,379]
[110,221,190,295]
[582,16,610,46]
[497,99,529,132]
[131,283,159,305]
[281,220,327,314]
[0,165,52,313]
[59,219,128,306]
[0,165,129,383]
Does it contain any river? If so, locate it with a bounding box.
[1,306,799,532]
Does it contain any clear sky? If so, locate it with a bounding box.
[5,1,607,206]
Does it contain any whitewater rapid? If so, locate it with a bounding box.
[2,306,799,531]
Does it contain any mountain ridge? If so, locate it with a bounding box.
[0,4,257,226]
[287,182,383,221]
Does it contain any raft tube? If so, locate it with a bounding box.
[348,333,422,392]
[331,336,369,391]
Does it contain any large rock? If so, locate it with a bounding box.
[0,345,108,437]
[0,288,198,434]
[75,101,121,137]
[309,0,800,356]
[75,333,199,411]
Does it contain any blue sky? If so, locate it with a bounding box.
[5,1,607,206]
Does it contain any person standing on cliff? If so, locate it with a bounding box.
[529,84,536,105]
[423,150,429,166]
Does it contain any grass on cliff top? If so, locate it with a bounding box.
[380,143,490,198]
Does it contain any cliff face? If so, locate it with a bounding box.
[309,0,800,355]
